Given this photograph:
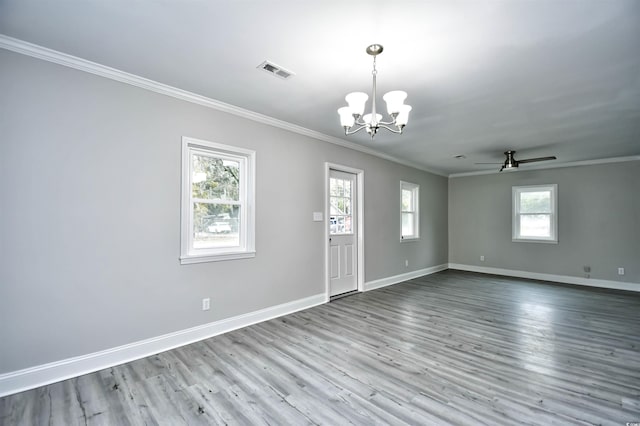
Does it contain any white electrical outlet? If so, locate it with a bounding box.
[202,298,210,311]
[480,255,485,262]
[405,259,409,267]
[618,268,625,276]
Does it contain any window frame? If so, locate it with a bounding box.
[180,136,256,264]
[400,181,420,241]
[512,184,558,244]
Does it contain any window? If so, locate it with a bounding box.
[512,184,557,243]
[400,181,419,240]
[180,137,255,264]
[329,175,354,235]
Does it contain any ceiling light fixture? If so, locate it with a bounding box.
[338,44,412,139]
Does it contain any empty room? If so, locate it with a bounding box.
[1,1,639,424]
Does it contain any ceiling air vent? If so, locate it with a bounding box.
[257,61,295,80]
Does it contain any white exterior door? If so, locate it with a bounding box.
[329,169,358,297]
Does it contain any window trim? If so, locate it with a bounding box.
[180,136,256,264]
[512,184,558,244]
[400,181,420,241]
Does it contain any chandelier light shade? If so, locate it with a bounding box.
[338,44,411,138]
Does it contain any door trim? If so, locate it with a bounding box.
[325,163,364,300]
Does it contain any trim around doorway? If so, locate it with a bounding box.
[324,163,365,300]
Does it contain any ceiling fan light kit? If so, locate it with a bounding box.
[502,150,519,171]
[338,44,412,139]
[500,150,557,172]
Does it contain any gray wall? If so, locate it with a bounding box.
[0,50,448,373]
[449,162,640,283]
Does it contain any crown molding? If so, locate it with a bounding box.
[448,155,640,178]
[0,34,446,177]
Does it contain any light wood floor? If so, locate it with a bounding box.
[2,270,640,425]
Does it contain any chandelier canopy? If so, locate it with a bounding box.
[338,44,412,139]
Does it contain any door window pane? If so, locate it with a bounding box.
[330,178,343,196]
[330,177,353,235]
[343,180,351,198]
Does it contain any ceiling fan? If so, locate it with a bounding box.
[477,150,557,171]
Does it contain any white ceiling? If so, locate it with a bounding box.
[1,0,639,175]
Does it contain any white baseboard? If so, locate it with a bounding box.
[364,263,449,291]
[4,264,634,397]
[0,293,326,397]
[448,263,640,292]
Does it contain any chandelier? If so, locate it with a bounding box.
[338,44,412,139]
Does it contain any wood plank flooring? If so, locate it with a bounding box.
[2,270,640,425]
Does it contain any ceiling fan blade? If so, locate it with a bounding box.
[474,162,503,165]
[517,156,557,164]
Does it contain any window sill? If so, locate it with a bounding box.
[180,251,256,265]
[512,238,558,244]
[401,236,420,243]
